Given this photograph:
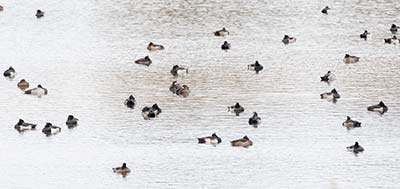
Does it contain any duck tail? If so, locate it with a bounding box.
[198,138,206,144]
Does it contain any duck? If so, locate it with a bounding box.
[142,104,161,120]
[66,115,79,127]
[14,119,37,132]
[320,71,334,82]
[282,35,296,45]
[248,112,261,127]
[124,95,136,109]
[36,10,44,18]
[134,56,152,66]
[384,36,398,44]
[0,5,4,11]
[17,79,30,90]
[228,102,245,116]
[231,136,253,147]
[3,66,16,79]
[221,41,231,50]
[390,24,399,34]
[367,101,388,114]
[320,88,340,101]
[347,142,364,153]
[343,54,360,64]
[342,116,361,129]
[248,61,263,74]
[112,163,131,175]
[147,42,164,51]
[170,65,188,77]
[24,85,48,97]
[176,85,190,97]
[359,30,370,40]
[141,107,155,119]
[197,133,222,145]
[214,28,229,36]
[169,81,182,94]
[42,123,61,136]
[321,6,330,14]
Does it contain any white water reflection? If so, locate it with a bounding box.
[0,0,400,188]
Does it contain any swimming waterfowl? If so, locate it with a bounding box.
[347,142,364,153]
[321,6,330,14]
[134,56,152,66]
[228,102,245,116]
[231,136,253,147]
[320,71,334,82]
[214,28,229,36]
[17,79,30,90]
[0,5,3,11]
[367,101,388,114]
[147,42,164,51]
[14,119,37,132]
[169,81,182,94]
[248,61,263,74]
[360,30,370,40]
[320,88,340,101]
[66,115,79,127]
[342,116,361,129]
[24,85,48,97]
[141,107,155,119]
[142,104,161,120]
[112,163,131,175]
[282,35,296,45]
[343,54,360,64]
[42,123,61,136]
[221,41,231,50]
[36,10,44,18]
[176,85,190,97]
[3,66,16,79]
[384,36,398,44]
[197,133,222,145]
[124,95,136,109]
[248,112,261,127]
[170,65,188,77]
[390,24,399,34]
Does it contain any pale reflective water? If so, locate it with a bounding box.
[1,0,400,188]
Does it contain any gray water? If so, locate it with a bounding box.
[1,0,400,188]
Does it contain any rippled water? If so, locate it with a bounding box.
[1,0,400,188]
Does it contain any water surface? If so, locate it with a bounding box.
[0,0,400,188]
